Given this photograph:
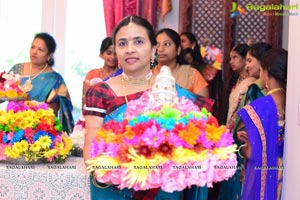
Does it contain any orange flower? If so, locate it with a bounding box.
[96,129,116,143]
[124,126,136,140]
[205,124,226,143]
[179,123,201,146]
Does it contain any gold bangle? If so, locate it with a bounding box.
[238,143,247,159]
[91,172,110,188]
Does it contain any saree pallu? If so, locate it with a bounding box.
[218,80,266,200]
[10,63,74,134]
[238,95,284,200]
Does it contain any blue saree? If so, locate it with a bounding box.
[238,95,284,200]
[218,80,266,200]
[9,63,74,134]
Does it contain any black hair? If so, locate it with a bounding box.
[34,32,56,66]
[181,32,197,42]
[231,43,250,58]
[248,42,272,63]
[261,48,288,88]
[156,28,181,49]
[180,32,205,65]
[181,48,206,73]
[100,37,113,54]
[181,48,194,64]
[156,28,182,64]
[112,15,156,47]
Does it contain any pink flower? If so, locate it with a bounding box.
[0,144,8,160]
[106,143,120,157]
[160,161,188,192]
[141,124,165,148]
[168,132,184,147]
[176,97,200,114]
[90,139,106,157]
[215,132,234,147]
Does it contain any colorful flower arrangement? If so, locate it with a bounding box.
[0,71,28,100]
[0,101,72,163]
[86,91,237,192]
[200,43,223,81]
[200,45,223,71]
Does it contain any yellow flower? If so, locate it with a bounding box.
[0,90,5,97]
[213,145,237,160]
[205,124,226,143]
[12,140,29,154]
[57,135,72,158]
[37,136,52,149]
[172,147,208,163]
[214,62,222,70]
[5,90,18,98]
[30,142,42,152]
[122,148,162,189]
[96,129,116,143]
[44,149,58,159]
[4,146,21,159]
[86,155,120,176]
[55,142,64,151]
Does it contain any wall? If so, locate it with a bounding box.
[41,0,67,75]
[158,0,179,31]
[282,0,300,198]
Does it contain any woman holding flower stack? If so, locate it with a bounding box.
[83,15,222,200]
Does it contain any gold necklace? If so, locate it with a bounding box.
[122,71,152,85]
[267,87,285,126]
[267,87,284,95]
[121,75,129,104]
[121,72,153,104]
[22,64,48,92]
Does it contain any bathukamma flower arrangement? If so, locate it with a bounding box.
[0,100,72,163]
[86,66,237,192]
[0,71,28,100]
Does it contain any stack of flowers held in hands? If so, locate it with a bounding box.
[0,101,72,163]
[86,66,237,192]
[0,71,28,100]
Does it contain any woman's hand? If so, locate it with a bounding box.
[237,131,252,159]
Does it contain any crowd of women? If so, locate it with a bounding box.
[1,15,287,200]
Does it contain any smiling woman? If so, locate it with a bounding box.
[0,0,106,122]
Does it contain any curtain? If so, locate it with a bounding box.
[103,0,172,36]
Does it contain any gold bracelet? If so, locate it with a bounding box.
[238,143,247,159]
[91,171,110,188]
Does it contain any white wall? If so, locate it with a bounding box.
[282,0,300,198]
[158,0,179,31]
[41,0,67,75]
